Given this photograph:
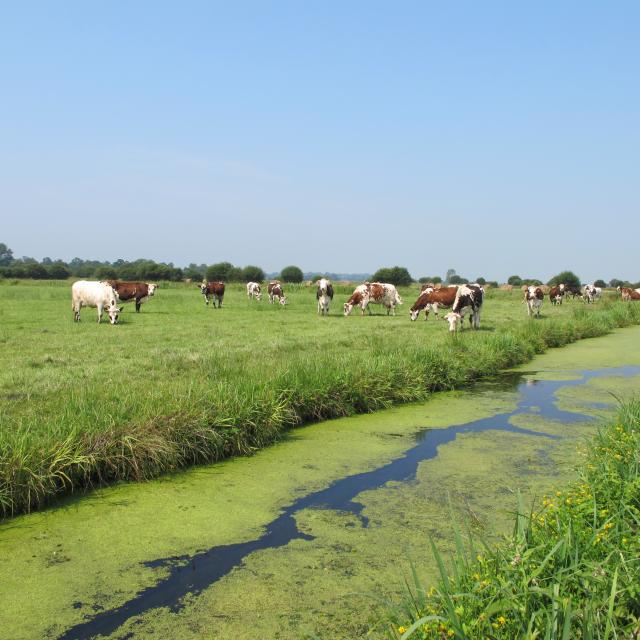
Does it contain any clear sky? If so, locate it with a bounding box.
[1,1,638,282]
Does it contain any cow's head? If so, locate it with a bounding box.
[444,311,462,332]
[108,303,122,325]
[279,295,287,306]
[409,308,420,321]
[147,284,157,296]
[199,283,208,294]
[343,302,354,316]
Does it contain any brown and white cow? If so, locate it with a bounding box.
[549,283,565,306]
[409,285,458,321]
[618,286,640,301]
[523,285,544,316]
[444,284,484,331]
[343,282,403,316]
[107,280,157,312]
[268,281,286,305]
[199,281,225,307]
[246,281,262,300]
[316,278,334,315]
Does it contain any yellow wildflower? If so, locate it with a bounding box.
[398,626,407,634]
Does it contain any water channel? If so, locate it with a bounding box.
[2,326,640,639]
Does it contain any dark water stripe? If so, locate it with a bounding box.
[58,365,640,640]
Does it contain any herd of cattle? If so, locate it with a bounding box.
[70,278,640,329]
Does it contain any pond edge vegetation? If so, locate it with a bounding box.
[389,398,640,639]
[2,301,640,519]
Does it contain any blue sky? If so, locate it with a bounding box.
[1,1,638,282]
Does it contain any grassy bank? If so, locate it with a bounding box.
[1,281,639,518]
[390,399,640,639]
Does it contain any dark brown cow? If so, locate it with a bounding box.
[268,281,286,305]
[106,280,157,312]
[564,285,582,299]
[199,281,225,307]
[409,286,458,321]
[618,286,640,301]
[549,284,565,306]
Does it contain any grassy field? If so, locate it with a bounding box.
[1,280,639,518]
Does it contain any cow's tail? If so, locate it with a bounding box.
[395,292,403,305]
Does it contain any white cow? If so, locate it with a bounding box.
[343,282,403,316]
[583,284,602,303]
[246,282,262,300]
[72,281,121,324]
[316,278,334,315]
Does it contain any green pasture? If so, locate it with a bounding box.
[0,280,638,517]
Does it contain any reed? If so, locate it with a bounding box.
[389,400,640,639]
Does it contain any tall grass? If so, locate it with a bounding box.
[1,282,639,518]
[389,400,640,639]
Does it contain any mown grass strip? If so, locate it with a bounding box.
[389,398,640,639]
[2,299,640,519]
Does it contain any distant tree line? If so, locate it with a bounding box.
[1,243,637,287]
[0,243,304,284]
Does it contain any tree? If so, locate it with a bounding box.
[547,270,581,289]
[242,265,265,282]
[183,263,207,280]
[48,262,70,279]
[475,277,486,285]
[206,262,235,282]
[609,278,628,288]
[25,263,48,279]
[445,268,457,284]
[594,279,607,288]
[0,243,14,266]
[280,265,304,283]
[507,275,523,286]
[448,274,469,285]
[418,276,442,284]
[94,266,118,280]
[372,266,413,286]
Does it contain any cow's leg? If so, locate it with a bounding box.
[432,302,439,318]
[135,299,141,312]
[97,303,103,323]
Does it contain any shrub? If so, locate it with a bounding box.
[548,270,581,289]
[242,265,265,282]
[372,266,413,286]
[280,265,304,283]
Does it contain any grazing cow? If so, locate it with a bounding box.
[583,284,602,303]
[549,283,565,306]
[409,285,459,321]
[72,281,121,324]
[199,281,225,307]
[618,286,640,301]
[523,285,544,317]
[107,281,157,313]
[443,284,484,331]
[316,278,334,315]
[246,282,262,300]
[343,282,403,316]
[562,285,582,299]
[268,281,287,305]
